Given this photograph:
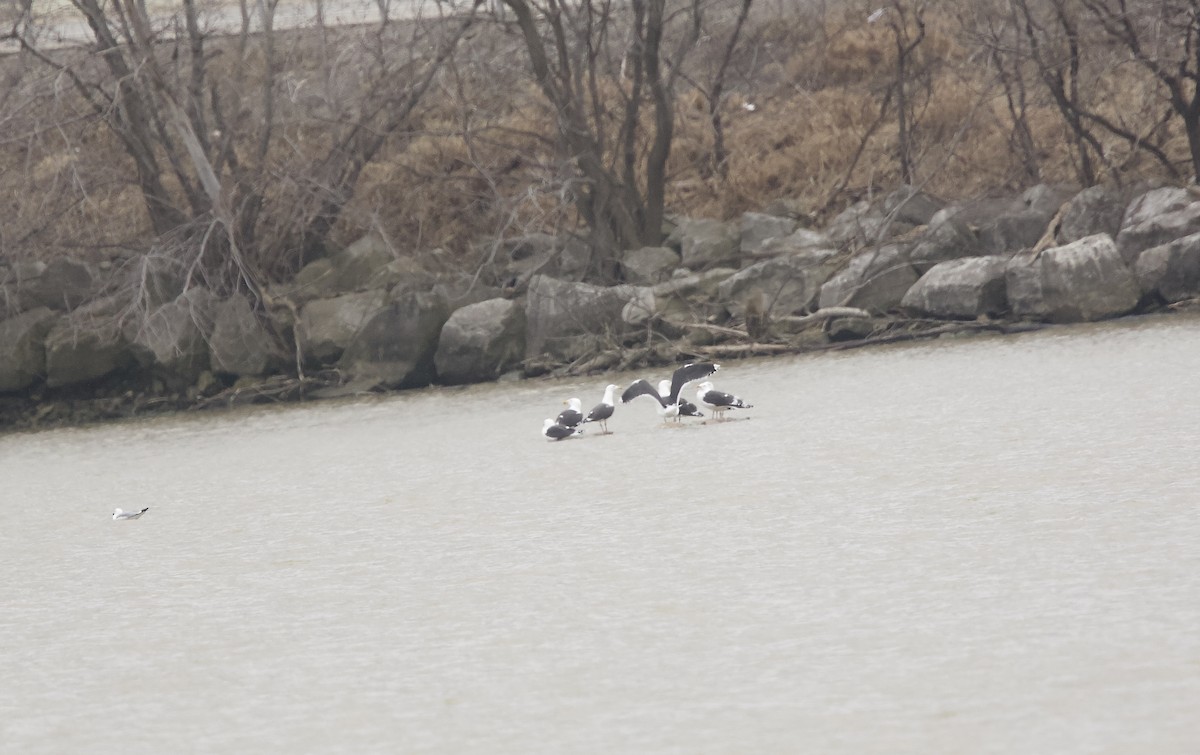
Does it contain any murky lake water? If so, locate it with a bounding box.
[2,315,1198,753]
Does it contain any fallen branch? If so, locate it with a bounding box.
[819,320,1045,351]
[688,342,795,357]
[678,321,750,338]
[777,307,873,327]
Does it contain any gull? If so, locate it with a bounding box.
[582,384,620,434]
[556,397,584,429]
[621,362,720,423]
[543,418,583,441]
[113,507,149,521]
[695,381,754,421]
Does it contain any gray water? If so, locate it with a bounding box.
[2,316,1198,754]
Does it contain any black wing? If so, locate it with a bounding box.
[556,409,584,428]
[666,362,720,403]
[701,387,751,409]
[584,403,614,423]
[677,400,704,417]
[621,379,666,407]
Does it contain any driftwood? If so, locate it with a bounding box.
[819,320,1045,351]
[192,373,342,410]
[776,306,872,327]
[689,342,795,357]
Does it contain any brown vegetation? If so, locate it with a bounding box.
[1,0,1198,300]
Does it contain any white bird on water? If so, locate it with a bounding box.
[113,507,149,520]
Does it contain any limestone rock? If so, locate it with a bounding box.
[209,293,288,377]
[490,233,592,284]
[818,243,919,313]
[883,185,945,226]
[740,212,799,255]
[0,307,57,392]
[908,215,983,273]
[44,297,138,388]
[1005,234,1139,322]
[755,228,833,259]
[1134,232,1200,303]
[297,289,388,365]
[670,218,740,269]
[1060,184,1129,244]
[718,248,841,317]
[13,257,97,312]
[524,275,636,363]
[825,200,887,248]
[901,256,1009,319]
[621,246,680,285]
[338,290,449,389]
[434,298,526,385]
[1116,189,1200,263]
[135,288,218,386]
[332,233,396,292]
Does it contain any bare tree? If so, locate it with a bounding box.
[884,1,927,185]
[499,0,706,278]
[1078,0,1200,181]
[6,0,485,301]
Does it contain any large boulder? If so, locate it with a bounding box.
[434,298,526,385]
[908,214,984,273]
[1005,234,1139,322]
[0,307,57,392]
[901,256,1009,319]
[1115,188,1200,263]
[883,185,945,227]
[209,293,288,378]
[818,243,919,312]
[979,184,1075,254]
[524,275,636,363]
[740,212,799,255]
[44,297,139,388]
[124,253,186,309]
[621,246,680,285]
[431,275,504,310]
[717,248,841,317]
[487,233,592,284]
[670,218,740,269]
[331,233,396,292]
[134,288,218,386]
[10,257,97,312]
[297,289,388,365]
[755,227,833,259]
[338,290,450,389]
[825,200,887,248]
[1059,184,1130,244]
[1134,232,1200,304]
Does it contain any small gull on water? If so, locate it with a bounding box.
[112,507,149,521]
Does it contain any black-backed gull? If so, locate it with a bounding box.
[695,381,753,421]
[582,384,620,434]
[621,362,719,422]
[542,418,583,440]
[556,398,584,429]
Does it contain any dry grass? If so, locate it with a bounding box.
[0,1,1193,280]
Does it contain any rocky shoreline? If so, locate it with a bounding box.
[4,180,1200,433]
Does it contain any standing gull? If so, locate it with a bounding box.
[621,362,720,422]
[582,384,620,434]
[112,507,149,520]
[695,381,753,421]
